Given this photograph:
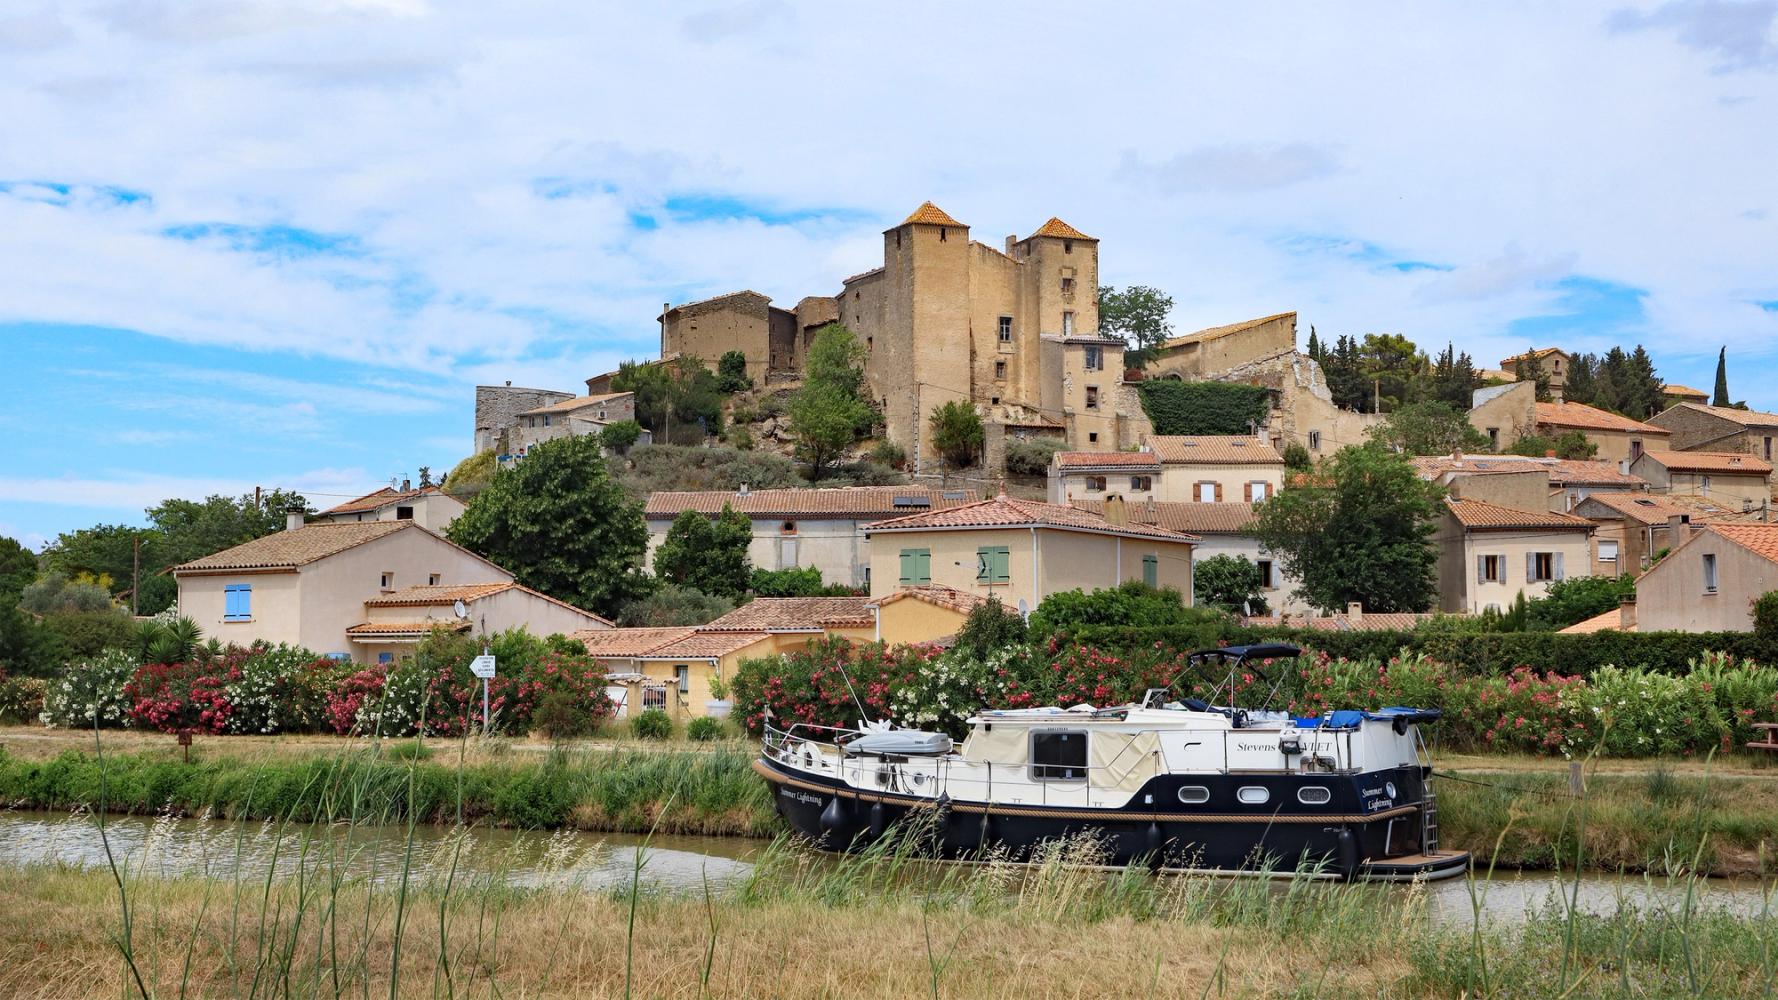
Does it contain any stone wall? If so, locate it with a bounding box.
[474,385,572,455]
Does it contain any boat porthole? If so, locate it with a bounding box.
[1236,786,1270,805]
[1296,786,1331,805]
[1385,782,1398,799]
[1177,785,1210,804]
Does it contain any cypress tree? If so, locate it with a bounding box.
[1713,347,1730,407]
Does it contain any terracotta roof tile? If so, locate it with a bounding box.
[1501,347,1568,364]
[1657,402,1778,429]
[518,392,633,417]
[866,495,1196,542]
[900,201,965,227]
[1708,524,1778,563]
[345,621,471,636]
[1639,450,1773,474]
[323,485,453,516]
[1147,436,1285,465]
[641,631,774,660]
[868,586,986,615]
[1410,455,1648,487]
[1160,312,1294,350]
[1534,402,1670,435]
[1575,492,1696,526]
[1241,611,1450,632]
[1558,609,1628,634]
[1446,497,1594,531]
[1029,217,1094,240]
[1662,493,1774,523]
[1054,450,1161,470]
[645,487,977,519]
[575,627,698,658]
[365,583,517,606]
[1072,500,1257,534]
[173,521,418,573]
[702,598,875,631]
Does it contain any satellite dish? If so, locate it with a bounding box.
[453,599,468,619]
[1017,598,1030,622]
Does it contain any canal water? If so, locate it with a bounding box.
[1,810,1770,927]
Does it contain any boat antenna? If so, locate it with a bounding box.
[832,656,874,728]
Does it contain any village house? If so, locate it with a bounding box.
[1241,606,1450,631]
[1050,436,1284,505]
[1410,453,1650,513]
[1047,451,1162,503]
[1499,348,1571,402]
[349,582,611,664]
[658,290,801,387]
[316,483,467,532]
[644,485,978,590]
[1648,402,1778,462]
[1071,499,1311,614]
[1628,450,1773,508]
[1570,492,1697,576]
[1631,524,1778,632]
[863,494,1197,608]
[1532,401,1672,465]
[473,382,572,454]
[1433,497,1595,614]
[503,391,641,459]
[1661,385,1710,407]
[169,515,604,662]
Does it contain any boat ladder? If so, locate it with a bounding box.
[1420,788,1440,853]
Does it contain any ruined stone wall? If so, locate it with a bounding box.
[473,385,572,455]
[662,293,772,384]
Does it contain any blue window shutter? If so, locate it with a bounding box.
[224,583,251,620]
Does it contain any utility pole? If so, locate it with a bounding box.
[254,485,262,510]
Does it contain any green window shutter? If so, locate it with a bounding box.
[899,549,914,585]
[976,547,991,583]
[994,546,1010,584]
[916,549,931,584]
[1142,554,1158,588]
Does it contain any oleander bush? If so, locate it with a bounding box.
[40,647,139,728]
[0,673,45,724]
[630,708,672,740]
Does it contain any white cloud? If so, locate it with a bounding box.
[1607,1,1778,70]
[1120,143,1343,194]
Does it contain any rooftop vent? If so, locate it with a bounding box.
[941,491,969,500]
[892,496,932,507]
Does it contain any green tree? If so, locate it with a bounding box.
[790,324,872,480]
[1282,442,1312,471]
[1505,431,1597,460]
[1305,325,1324,362]
[1192,554,1270,615]
[1427,343,1481,410]
[1713,347,1730,407]
[717,350,753,394]
[600,420,643,455]
[41,524,146,592]
[1563,353,1599,407]
[653,505,752,599]
[928,400,984,471]
[1513,352,1552,402]
[1250,443,1442,613]
[446,450,497,497]
[749,566,857,597]
[666,355,726,442]
[1320,335,1370,411]
[1621,346,1664,419]
[953,595,1028,660]
[0,535,39,602]
[1356,333,1427,412]
[147,489,307,568]
[1097,285,1174,367]
[1369,401,1490,456]
[611,360,676,435]
[1523,575,1636,631]
[447,434,652,618]
[616,584,734,627]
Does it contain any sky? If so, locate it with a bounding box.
[3,1,1777,549]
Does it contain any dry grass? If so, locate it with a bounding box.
[0,865,1404,999]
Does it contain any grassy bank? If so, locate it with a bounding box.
[3,743,1777,875]
[2,831,1775,999]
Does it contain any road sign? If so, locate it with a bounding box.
[470,654,497,678]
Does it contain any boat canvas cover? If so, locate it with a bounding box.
[960,726,1160,794]
[1291,707,1442,729]
[849,730,953,755]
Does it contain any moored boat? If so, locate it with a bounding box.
[755,643,1470,881]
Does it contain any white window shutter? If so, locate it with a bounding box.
[1554,552,1565,581]
[1476,556,1486,583]
[1526,552,1536,582]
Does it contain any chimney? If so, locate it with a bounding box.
[1103,494,1128,526]
[1545,449,1558,458]
[1667,513,1692,547]
[1618,596,1637,631]
[1005,235,1017,254]
[401,478,411,492]
[284,503,305,532]
[737,482,750,497]
[1346,601,1363,623]
[504,380,511,387]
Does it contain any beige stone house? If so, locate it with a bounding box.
[1149,313,1296,379]
[1433,497,1595,614]
[1411,453,1650,513]
[1633,524,1778,632]
[348,582,611,664]
[1468,381,1537,452]
[644,486,978,591]
[1533,402,1672,465]
[1648,402,1778,462]
[1146,435,1286,503]
[1661,385,1710,407]
[318,484,467,532]
[1500,348,1571,401]
[1629,450,1773,508]
[500,391,643,461]
[1047,451,1162,503]
[170,516,582,662]
[1571,492,1696,576]
[864,494,1196,609]
[657,290,800,386]
[1072,499,1311,614]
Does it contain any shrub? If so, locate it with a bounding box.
[522,651,614,739]
[385,739,433,761]
[1005,437,1064,476]
[749,566,858,597]
[600,420,643,455]
[0,674,46,724]
[868,439,907,470]
[40,608,136,660]
[1029,581,1201,636]
[616,444,803,496]
[631,708,672,740]
[1137,381,1270,435]
[492,759,575,828]
[686,716,725,742]
[724,425,754,450]
[41,648,139,728]
[1282,442,1312,470]
[223,644,339,735]
[18,572,115,614]
[953,595,1027,660]
[123,660,234,736]
[533,690,598,740]
[618,584,734,626]
[1523,575,1637,632]
[717,350,753,393]
[1754,591,1778,650]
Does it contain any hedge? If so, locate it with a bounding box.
[1135,381,1270,436]
[1067,624,1774,677]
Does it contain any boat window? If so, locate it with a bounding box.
[1177,785,1210,804]
[1236,786,1270,805]
[1296,786,1331,805]
[1030,730,1087,781]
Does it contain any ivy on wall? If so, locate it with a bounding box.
[1136,381,1271,435]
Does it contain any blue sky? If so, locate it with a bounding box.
[3,1,1777,548]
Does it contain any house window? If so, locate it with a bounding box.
[1062,311,1075,336]
[1249,481,1271,502]
[898,548,932,585]
[1195,482,1218,502]
[1087,432,1098,443]
[1308,430,1322,451]
[1477,555,1504,583]
[598,409,607,420]
[378,652,393,665]
[976,545,1011,585]
[1084,346,1102,371]
[1528,551,1560,583]
[1256,559,1275,588]
[674,665,690,694]
[778,536,798,569]
[990,396,1000,405]
[1130,475,1152,491]
[543,415,552,427]
[1060,276,1076,295]
[1765,436,1772,461]
[380,572,393,590]
[396,506,414,520]
[1631,440,1643,461]
[994,361,1006,379]
[1085,386,1099,409]
[1702,553,1718,594]
[998,316,1012,342]
[428,574,442,586]
[1701,475,1713,493]
[1063,239,1074,254]
[1030,730,1086,781]
[1487,427,1499,450]
[939,227,947,241]
[1142,554,1158,588]
[223,583,252,622]
[1084,475,1107,492]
